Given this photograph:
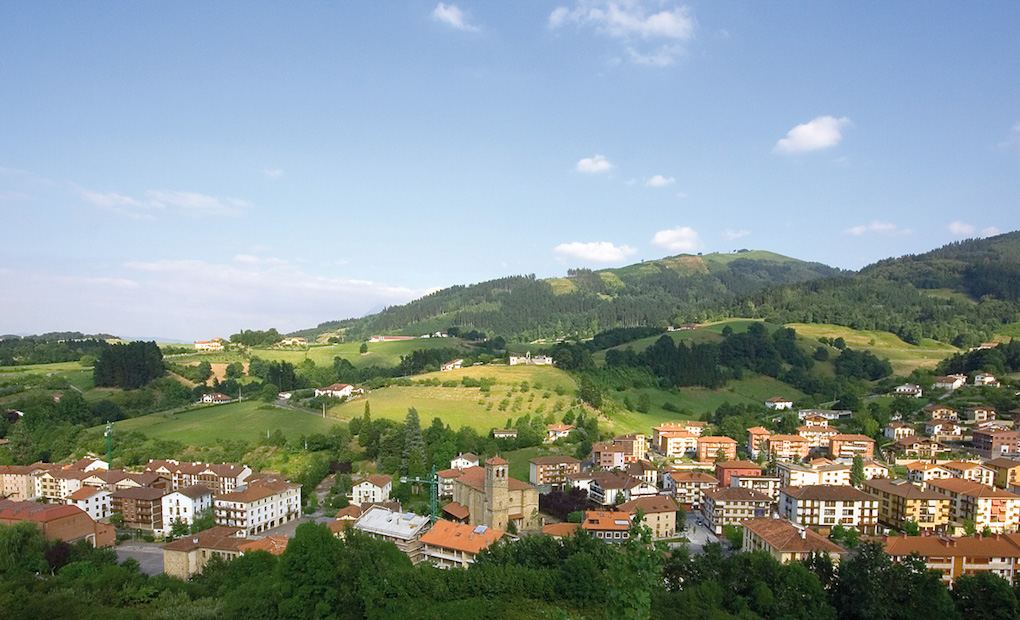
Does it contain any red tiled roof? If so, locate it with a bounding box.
[420,519,504,554]
[582,510,631,531]
[618,495,678,515]
[0,499,86,522]
[743,518,844,555]
[357,474,392,488]
[442,501,470,520]
[542,522,580,537]
[455,466,533,492]
[239,536,289,555]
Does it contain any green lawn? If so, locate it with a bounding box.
[329,365,579,431]
[99,400,338,445]
[605,375,807,435]
[256,337,468,369]
[0,361,87,375]
[785,323,957,375]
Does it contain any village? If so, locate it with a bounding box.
[3,366,1020,589]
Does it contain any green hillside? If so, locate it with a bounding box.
[97,400,336,445]
[314,250,841,342]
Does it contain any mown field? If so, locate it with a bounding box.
[101,400,337,445]
[171,337,468,370]
[328,365,581,432]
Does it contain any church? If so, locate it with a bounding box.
[446,456,541,534]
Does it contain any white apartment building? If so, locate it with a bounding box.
[161,485,214,535]
[351,474,392,505]
[65,486,111,522]
[214,479,301,536]
[778,485,880,534]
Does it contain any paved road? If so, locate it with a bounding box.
[115,541,166,576]
[675,511,720,553]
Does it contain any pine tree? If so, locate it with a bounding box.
[401,408,427,478]
[850,455,865,487]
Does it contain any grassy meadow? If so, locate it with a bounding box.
[102,400,338,445]
[328,365,581,432]
[785,323,957,375]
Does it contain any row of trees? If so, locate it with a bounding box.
[4,517,1018,619]
[0,335,110,366]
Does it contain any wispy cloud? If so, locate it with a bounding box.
[651,226,701,253]
[948,221,975,236]
[948,221,1000,238]
[575,154,614,174]
[844,221,911,236]
[432,3,479,31]
[722,229,750,241]
[77,186,249,218]
[554,241,637,263]
[774,116,852,154]
[263,168,285,180]
[999,123,1020,151]
[549,0,696,66]
[146,190,249,217]
[645,174,675,187]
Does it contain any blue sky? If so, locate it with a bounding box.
[2,2,1018,341]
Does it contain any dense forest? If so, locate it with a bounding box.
[93,342,166,390]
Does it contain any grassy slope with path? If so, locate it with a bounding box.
[102,400,337,444]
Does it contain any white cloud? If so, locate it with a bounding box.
[999,123,1020,150]
[77,186,249,218]
[844,221,911,236]
[774,116,852,154]
[645,174,675,187]
[549,1,695,66]
[432,3,479,31]
[575,154,614,174]
[722,229,750,241]
[146,190,249,217]
[651,226,702,253]
[554,241,637,263]
[627,44,684,66]
[263,168,284,180]
[948,221,975,236]
[947,222,1000,239]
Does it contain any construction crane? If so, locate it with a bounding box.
[400,465,440,523]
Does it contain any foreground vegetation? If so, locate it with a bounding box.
[3,517,1017,620]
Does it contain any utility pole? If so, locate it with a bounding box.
[400,465,440,523]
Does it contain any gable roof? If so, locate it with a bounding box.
[455,466,533,492]
[618,495,678,515]
[420,519,504,554]
[704,487,773,502]
[780,485,875,502]
[743,518,844,555]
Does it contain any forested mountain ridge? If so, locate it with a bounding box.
[321,251,841,341]
[734,232,1020,347]
[309,233,1020,346]
[859,230,1020,301]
